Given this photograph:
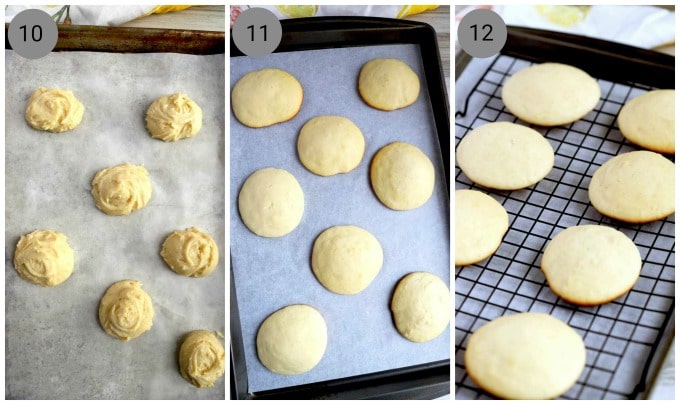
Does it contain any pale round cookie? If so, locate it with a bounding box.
[145,93,202,142]
[457,122,555,190]
[617,89,675,154]
[390,272,450,343]
[588,150,675,223]
[502,62,601,126]
[238,168,304,237]
[91,163,152,216]
[358,58,420,111]
[311,225,383,295]
[455,190,509,266]
[25,87,84,133]
[98,280,154,341]
[161,227,219,278]
[465,312,586,399]
[231,68,303,128]
[297,116,365,176]
[541,225,641,306]
[13,230,74,287]
[370,142,435,210]
[257,304,327,375]
[179,330,225,388]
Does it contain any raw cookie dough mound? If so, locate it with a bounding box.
[145,93,203,142]
[179,330,225,388]
[358,58,420,111]
[231,68,303,128]
[390,272,450,343]
[588,150,675,223]
[465,312,586,400]
[541,225,641,306]
[370,142,435,210]
[257,304,327,375]
[617,89,675,154]
[13,230,74,287]
[311,225,383,295]
[297,116,365,176]
[91,163,152,216]
[238,168,304,237]
[25,87,84,132]
[456,122,554,190]
[455,190,509,266]
[161,227,219,277]
[98,280,154,341]
[502,62,601,126]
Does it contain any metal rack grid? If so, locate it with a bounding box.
[454,55,675,400]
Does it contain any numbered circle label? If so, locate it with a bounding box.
[232,7,283,57]
[457,9,507,58]
[8,9,59,59]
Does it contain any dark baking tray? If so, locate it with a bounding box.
[230,17,450,400]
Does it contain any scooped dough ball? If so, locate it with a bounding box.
[179,330,225,388]
[297,116,365,176]
[161,227,219,277]
[358,58,420,111]
[25,87,84,132]
[13,230,74,287]
[390,272,450,343]
[370,142,435,210]
[91,163,152,216]
[617,89,675,154]
[257,304,327,375]
[98,280,154,341]
[145,93,203,142]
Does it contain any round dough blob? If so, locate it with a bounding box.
[257,304,327,375]
[390,272,450,343]
[297,116,365,176]
[25,87,84,132]
[98,280,154,341]
[465,312,586,400]
[238,168,304,237]
[617,89,675,154]
[455,189,509,266]
[541,225,641,306]
[91,163,152,216]
[179,330,225,388]
[457,122,554,190]
[502,62,601,126]
[231,68,303,128]
[588,150,675,223]
[145,93,203,142]
[13,230,74,287]
[161,227,219,278]
[370,142,435,210]
[358,58,420,111]
[311,225,383,295]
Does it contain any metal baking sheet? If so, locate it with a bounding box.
[230,43,450,394]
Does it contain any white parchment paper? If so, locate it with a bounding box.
[230,44,450,393]
[5,50,225,400]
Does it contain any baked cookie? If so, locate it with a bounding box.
[455,189,509,266]
[502,62,601,126]
[178,330,225,388]
[257,304,327,375]
[98,280,154,341]
[91,163,152,216]
[231,68,303,128]
[25,87,84,132]
[13,230,74,287]
[588,150,674,223]
[358,58,420,111]
[297,116,365,176]
[541,225,641,306]
[145,93,202,142]
[370,142,435,210]
[456,122,554,190]
[390,272,450,343]
[617,89,674,154]
[161,227,219,278]
[465,312,586,399]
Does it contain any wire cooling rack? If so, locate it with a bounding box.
[454,54,675,400]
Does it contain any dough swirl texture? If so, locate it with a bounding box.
[25,87,84,132]
[179,330,226,388]
[98,280,154,341]
[161,227,219,277]
[13,230,74,287]
[145,93,203,142]
[91,163,152,216]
